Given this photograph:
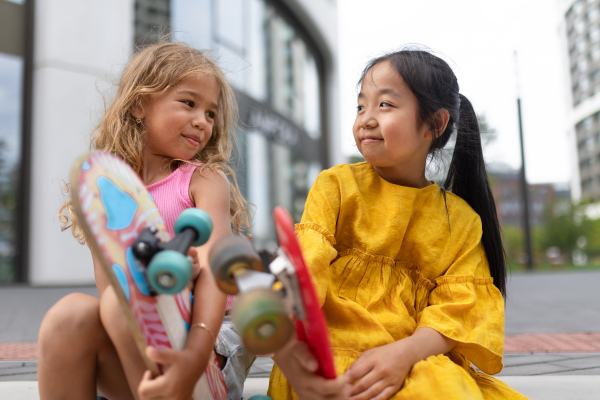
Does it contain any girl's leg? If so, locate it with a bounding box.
[98,286,148,396]
[38,293,134,400]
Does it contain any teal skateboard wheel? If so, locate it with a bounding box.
[147,250,192,294]
[174,208,213,246]
[247,396,273,400]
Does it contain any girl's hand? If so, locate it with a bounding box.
[344,341,416,400]
[275,339,351,400]
[137,346,205,400]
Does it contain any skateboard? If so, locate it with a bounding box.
[70,150,228,400]
[209,206,336,379]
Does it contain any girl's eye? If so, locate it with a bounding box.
[181,100,194,107]
[356,105,364,113]
[380,102,391,107]
[207,111,216,119]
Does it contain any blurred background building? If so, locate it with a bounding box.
[489,163,571,228]
[560,0,600,202]
[0,0,340,285]
[2,0,599,285]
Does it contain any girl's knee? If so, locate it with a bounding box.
[39,293,101,345]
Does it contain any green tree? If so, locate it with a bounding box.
[539,203,592,263]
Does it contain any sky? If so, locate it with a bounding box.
[337,0,571,185]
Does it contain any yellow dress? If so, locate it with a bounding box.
[268,163,527,400]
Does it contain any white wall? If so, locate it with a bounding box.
[29,0,134,285]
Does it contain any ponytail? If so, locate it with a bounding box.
[444,94,506,296]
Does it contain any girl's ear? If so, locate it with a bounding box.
[129,98,145,119]
[426,109,450,139]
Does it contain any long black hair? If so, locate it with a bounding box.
[358,47,507,297]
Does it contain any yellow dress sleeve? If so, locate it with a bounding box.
[416,215,505,375]
[295,170,341,308]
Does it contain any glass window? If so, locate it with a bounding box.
[590,27,600,42]
[171,0,212,49]
[214,0,245,55]
[0,0,25,283]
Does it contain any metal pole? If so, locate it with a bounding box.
[515,51,534,270]
[517,98,534,270]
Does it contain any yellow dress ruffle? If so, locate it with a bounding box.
[267,163,527,400]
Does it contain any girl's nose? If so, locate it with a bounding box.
[192,113,208,129]
[358,112,377,129]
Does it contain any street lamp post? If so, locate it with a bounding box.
[515,51,534,270]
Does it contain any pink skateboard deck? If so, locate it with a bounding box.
[273,206,336,379]
[70,151,228,400]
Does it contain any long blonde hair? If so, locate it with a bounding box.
[60,41,253,243]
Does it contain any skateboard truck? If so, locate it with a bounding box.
[131,208,213,294]
[209,235,295,354]
[268,251,306,322]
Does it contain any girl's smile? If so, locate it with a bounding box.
[359,135,383,145]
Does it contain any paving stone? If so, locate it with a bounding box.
[502,353,568,366]
[499,362,573,376]
[544,367,600,376]
[550,356,600,370]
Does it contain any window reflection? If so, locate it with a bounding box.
[0,52,23,282]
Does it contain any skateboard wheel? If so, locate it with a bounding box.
[174,208,213,246]
[247,396,273,400]
[232,288,293,355]
[208,235,264,295]
[147,250,192,294]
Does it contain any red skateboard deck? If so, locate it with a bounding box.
[70,151,228,400]
[273,206,336,379]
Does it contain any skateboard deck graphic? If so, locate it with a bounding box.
[273,206,336,379]
[70,151,228,400]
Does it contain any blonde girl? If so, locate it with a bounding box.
[38,41,253,400]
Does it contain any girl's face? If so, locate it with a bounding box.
[135,73,220,162]
[353,61,433,186]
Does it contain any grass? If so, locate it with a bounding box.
[508,261,600,273]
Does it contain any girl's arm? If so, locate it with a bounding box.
[344,327,456,400]
[138,168,230,399]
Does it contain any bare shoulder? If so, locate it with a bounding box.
[189,167,230,206]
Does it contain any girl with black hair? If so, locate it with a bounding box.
[268,47,527,400]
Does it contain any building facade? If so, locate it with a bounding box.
[489,163,571,229]
[0,0,341,285]
[559,0,600,201]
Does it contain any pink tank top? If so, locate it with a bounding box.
[147,164,196,237]
[147,163,235,310]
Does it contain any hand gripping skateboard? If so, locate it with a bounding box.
[209,206,336,379]
[70,151,228,399]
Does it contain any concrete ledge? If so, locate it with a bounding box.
[498,376,600,400]
[4,376,599,400]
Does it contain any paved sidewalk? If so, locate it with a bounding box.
[1,269,599,399]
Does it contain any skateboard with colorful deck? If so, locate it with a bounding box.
[70,150,228,399]
[209,206,336,379]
